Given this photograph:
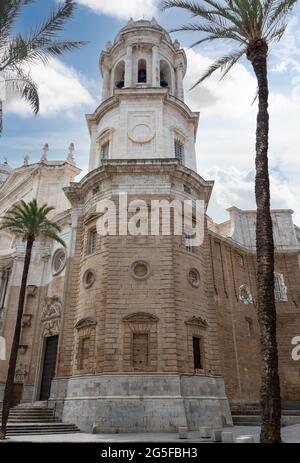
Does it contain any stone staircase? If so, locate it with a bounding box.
[1,403,80,435]
[232,409,300,427]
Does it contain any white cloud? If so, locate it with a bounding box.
[183,48,300,225]
[77,0,158,20]
[205,166,300,224]
[4,58,94,118]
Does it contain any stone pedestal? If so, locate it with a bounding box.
[49,373,232,433]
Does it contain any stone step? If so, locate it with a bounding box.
[9,409,53,416]
[1,404,81,435]
[6,423,80,435]
[8,418,59,423]
[232,409,300,416]
[232,415,261,425]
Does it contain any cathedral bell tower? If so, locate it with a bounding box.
[52,19,232,433]
[86,18,198,172]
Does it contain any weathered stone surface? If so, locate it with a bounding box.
[0,19,299,434]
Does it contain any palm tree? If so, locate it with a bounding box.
[0,0,85,133]
[160,0,296,443]
[0,199,66,439]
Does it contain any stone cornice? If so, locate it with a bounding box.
[63,159,214,206]
[208,228,300,255]
[85,89,199,136]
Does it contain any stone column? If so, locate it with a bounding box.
[125,45,133,87]
[152,45,159,87]
[176,64,184,100]
[101,65,110,101]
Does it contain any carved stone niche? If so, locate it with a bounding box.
[42,296,62,321]
[14,364,28,383]
[185,316,208,330]
[41,296,62,337]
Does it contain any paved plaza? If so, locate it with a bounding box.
[1,424,299,443]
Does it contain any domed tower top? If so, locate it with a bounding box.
[100,17,187,102]
[87,19,199,173]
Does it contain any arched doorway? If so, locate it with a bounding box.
[37,296,61,401]
[39,335,59,400]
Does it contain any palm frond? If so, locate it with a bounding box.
[190,48,246,89]
[0,1,85,71]
[170,21,245,43]
[0,199,65,246]
[5,70,39,114]
[266,0,297,28]
[41,229,66,248]
[0,1,34,42]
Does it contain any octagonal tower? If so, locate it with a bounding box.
[50,19,232,432]
[87,18,198,172]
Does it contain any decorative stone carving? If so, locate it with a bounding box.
[128,124,155,144]
[40,296,62,336]
[123,312,159,323]
[14,364,28,383]
[18,344,28,354]
[239,284,253,304]
[42,318,60,337]
[75,317,97,335]
[75,317,97,327]
[185,316,208,329]
[128,113,155,145]
[23,154,30,166]
[42,296,62,321]
[131,261,150,280]
[274,272,288,302]
[83,269,96,289]
[123,312,158,335]
[22,313,33,327]
[40,143,49,162]
[67,142,75,165]
[188,268,200,288]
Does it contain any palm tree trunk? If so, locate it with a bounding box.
[0,99,3,134]
[248,40,281,443]
[0,237,34,439]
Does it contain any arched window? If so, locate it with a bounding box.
[174,138,184,164]
[274,272,288,301]
[160,60,171,88]
[138,59,147,83]
[114,60,125,89]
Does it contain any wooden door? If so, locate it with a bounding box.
[12,383,23,407]
[39,335,58,400]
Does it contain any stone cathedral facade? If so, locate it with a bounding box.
[0,19,300,432]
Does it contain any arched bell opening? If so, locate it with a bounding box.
[114,60,125,89]
[138,59,147,83]
[160,59,171,89]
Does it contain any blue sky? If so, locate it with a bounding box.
[1,0,300,224]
